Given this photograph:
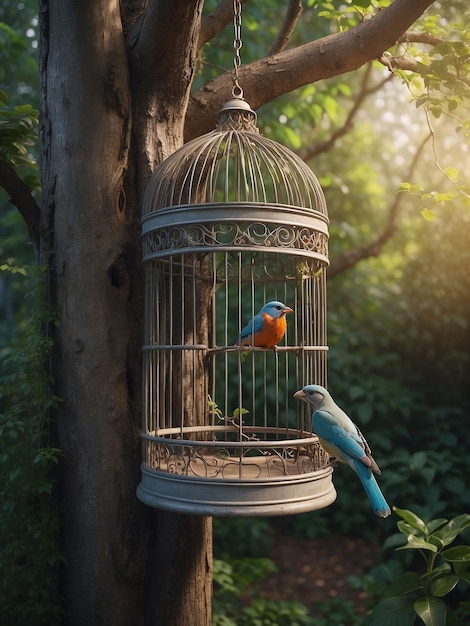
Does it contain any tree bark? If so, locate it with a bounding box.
[40,2,149,624]
[146,513,212,625]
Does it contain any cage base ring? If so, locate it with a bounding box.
[137,465,336,517]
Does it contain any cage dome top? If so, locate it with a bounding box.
[142,97,328,221]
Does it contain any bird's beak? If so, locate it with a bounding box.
[294,389,305,399]
[284,306,293,314]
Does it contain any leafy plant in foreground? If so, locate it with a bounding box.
[368,507,470,626]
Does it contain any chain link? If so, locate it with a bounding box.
[232,0,243,98]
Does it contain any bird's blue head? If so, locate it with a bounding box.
[259,300,293,318]
[294,384,328,410]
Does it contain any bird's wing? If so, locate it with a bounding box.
[355,424,382,475]
[239,313,263,339]
[313,410,367,463]
[355,424,372,455]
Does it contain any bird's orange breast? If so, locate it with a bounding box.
[248,313,287,348]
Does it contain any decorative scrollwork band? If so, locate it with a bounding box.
[144,438,330,479]
[142,222,329,262]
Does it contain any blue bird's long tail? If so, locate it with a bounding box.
[353,460,391,518]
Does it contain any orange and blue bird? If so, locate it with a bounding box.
[231,300,293,348]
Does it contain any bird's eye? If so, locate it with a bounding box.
[276,305,282,310]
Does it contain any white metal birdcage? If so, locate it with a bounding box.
[137,98,336,515]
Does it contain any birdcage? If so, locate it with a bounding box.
[137,97,336,516]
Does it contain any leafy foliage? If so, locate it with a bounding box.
[214,516,273,559]
[0,89,38,177]
[213,556,316,625]
[0,6,40,346]
[0,266,63,625]
[0,1,39,104]
[368,508,470,626]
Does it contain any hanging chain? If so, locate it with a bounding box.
[232,0,243,98]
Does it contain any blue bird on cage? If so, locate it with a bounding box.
[230,300,293,348]
[294,384,391,518]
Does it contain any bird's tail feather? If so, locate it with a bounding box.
[354,460,391,518]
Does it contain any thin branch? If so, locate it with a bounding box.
[198,0,250,51]
[0,157,40,256]
[328,132,432,279]
[379,52,422,72]
[378,30,444,72]
[299,63,393,162]
[267,0,303,56]
[397,31,444,45]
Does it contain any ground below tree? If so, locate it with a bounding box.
[256,530,379,614]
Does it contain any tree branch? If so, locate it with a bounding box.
[267,0,303,56]
[378,52,422,72]
[185,0,436,140]
[378,30,443,72]
[328,132,432,279]
[299,63,393,161]
[198,0,250,51]
[0,158,40,256]
[397,31,444,45]
[128,0,204,186]
[128,0,203,98]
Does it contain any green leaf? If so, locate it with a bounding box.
[426,518,448,535]
[322,94,338,122]
[386,572,422,597]
[428,535,445,550]
[397,536,438,553]
[431,574,460,597]
[441,545,470,562]
[421,209,435,221]
[281,125,302,150]
[369,597,416,626]
[434,515,470,546]
[413,596,446,626]
[394,507,427,532]
[444,166,458,181]
[352,0,373,8]
[397,520,421,537]
[421,562,451,581]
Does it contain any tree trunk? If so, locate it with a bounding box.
[39,1,211,624]
[146,513,212,625]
